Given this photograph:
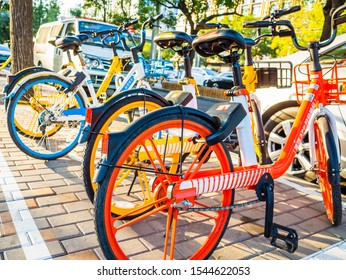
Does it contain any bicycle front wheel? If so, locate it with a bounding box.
[7,76,86,160]
[314,116,342,226]
[95,109,234,260]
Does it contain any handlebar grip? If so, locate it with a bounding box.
[333,5,346,27]
[243,21,272,28]
[124,19,139,28]
[278,29,293,37]
[196,23,229,30]
[196,23,217,29]
[153,13,164,22]
[279,5,301,17]
[334,14,346,26]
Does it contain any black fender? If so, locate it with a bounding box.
[93,105,222,184]
[4,66,51,95]
[317,115,340,185]
[89,88,171,131]
[3,67,51,110]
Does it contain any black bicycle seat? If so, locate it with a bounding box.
[192,29,246,57]
[154,31,193,49]
[55,34,89,52]
[245,38,256,47]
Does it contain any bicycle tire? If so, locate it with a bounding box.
[81,94,167,202]
[314,115,342,226]
[7,75,87,160]
[94,108,234,260]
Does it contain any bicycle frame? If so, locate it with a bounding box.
[0,55,11,71]
[177,64,340,197]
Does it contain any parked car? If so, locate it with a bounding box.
[0,44,10,63]
[191,67,218,85]
[203,71,234,89]
[254,33,346,187]
[34,18,132,90]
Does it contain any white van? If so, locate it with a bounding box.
[34,18,130,88]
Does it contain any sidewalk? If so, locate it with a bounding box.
[0,73,346,260]
[303,240,346,260]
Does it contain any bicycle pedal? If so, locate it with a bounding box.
[270,223,298,253]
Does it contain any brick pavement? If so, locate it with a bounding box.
[0,77,346,260]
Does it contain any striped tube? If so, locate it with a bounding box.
[180,167,271,195]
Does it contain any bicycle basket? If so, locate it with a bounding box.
[293,62,346,105]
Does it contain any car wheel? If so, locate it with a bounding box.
[212,82,219,88]
[203,80,208,86]
[264,106,317,182]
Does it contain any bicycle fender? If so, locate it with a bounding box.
[92,131,129,184]
[93,106,220,184]
[84,88,171,136]
[104,106,222,165]
[205,102,247,146]
[317,115,340,185]
[2,67,52,100]
[109,88,170,105]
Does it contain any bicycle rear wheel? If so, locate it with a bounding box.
[82,95,167,202]
[94,109,234,260]
[7,76,86,160]
[314,116,342,226]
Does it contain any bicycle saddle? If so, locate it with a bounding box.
[154,31,193,49]
[245,38,255,47]
[192,29,246,57]
[55,34,89,52]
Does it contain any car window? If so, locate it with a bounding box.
[36,26,51,43]
[320,42,346,62]
[192,68,202,74]
[65,22,76,35]
[50,24,63,37]
[79,21,118,44]
[0,45,10,52]
[205,69,217,76]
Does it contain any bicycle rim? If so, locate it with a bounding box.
[7,77,86,160]
[95,116,234,260]
[83,99,164,203]
[314,119,342,225]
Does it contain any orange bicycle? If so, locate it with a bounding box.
[92,5,345,259]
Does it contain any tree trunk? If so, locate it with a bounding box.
[9,0,34,73]
[321,0,346,41]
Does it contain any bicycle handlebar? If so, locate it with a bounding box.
[196,22,230,30]
[262,5,301,20]
[135,13,163,52]
[243,4,346,51]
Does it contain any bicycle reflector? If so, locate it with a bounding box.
[85,108,93,124]
[101,133,110,156]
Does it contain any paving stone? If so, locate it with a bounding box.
[54,249,100,260]
[0,234,23,251]
[36,193,79,207]
[76,220,95,235]
[61,234,99,253]
[47,210,93,227]
[63,200,93,213]
[21,205,67,219]
[213,242,258,260]
[12,188,55,200]
[28,179,67,189]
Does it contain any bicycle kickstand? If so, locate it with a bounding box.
[256,173,298,253]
